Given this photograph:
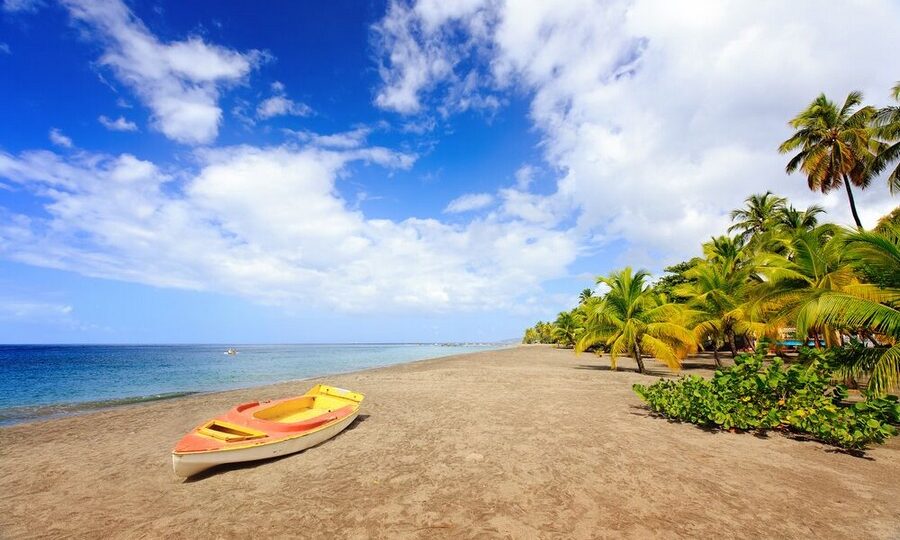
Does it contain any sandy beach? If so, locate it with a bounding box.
[1,345,898,539]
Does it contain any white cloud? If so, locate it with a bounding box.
[2,0,41,12]
[60,0,264,144]
[257,96,312,119]
[98,115,138,132]
[256,81,312,119]
[444,192,493,213]
[514,165,536,190]
[287,127,371,149]
[372,0,499,114]
[48,128,72,148]
[0,143,576,313]
[373,0,900,266]
[0,300,72,321]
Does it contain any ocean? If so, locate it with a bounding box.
[0,343,503,426]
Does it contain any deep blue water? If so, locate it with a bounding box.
[0,343,503,425]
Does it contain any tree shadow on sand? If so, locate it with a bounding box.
[574,352,730,378]
[181,414,370,482]
[629,406,876,459]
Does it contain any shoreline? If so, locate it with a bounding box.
[2,345,897,538]
[0,344,513,428]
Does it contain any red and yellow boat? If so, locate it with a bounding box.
[172,384,364,477]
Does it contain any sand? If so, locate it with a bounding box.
[1,345,898,539]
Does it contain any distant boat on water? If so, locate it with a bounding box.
[224,348,238,356]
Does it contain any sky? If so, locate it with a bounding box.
[0,0,898,343]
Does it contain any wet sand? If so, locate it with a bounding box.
[1,345,898,539]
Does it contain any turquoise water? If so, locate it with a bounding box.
[0,343,503,425]
[777,340,823,347]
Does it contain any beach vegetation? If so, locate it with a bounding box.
[551,310,584,348]
[575,267,696,373]
[870,82,900,193]
[633,350,899,449]
[522,321,555,344]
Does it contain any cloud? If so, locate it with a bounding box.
[257,81,312,119]
[0,43,10,55]
[0,298,102,331]
[372,0,499,114]
[373,0,900,266]
[286,127,371,149]
[444,192,493,213]
[257,96,312,119]
[514,165,536,190]
[0,299,72,321]
[0,142,576,313]
[48,128,72,148]
[60,0,264,144]
[98,115,138,132]
[2,0,42,12]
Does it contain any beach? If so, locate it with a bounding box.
[1,345,898,539]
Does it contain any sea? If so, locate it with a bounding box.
[0,343,504,426]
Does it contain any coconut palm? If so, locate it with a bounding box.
[728,192,786,242]
[875,206,900,233]
[811,225,900,394]
[869,82,900,194]
[677,254,757,364]
[578,288,594,304]
[754,225,856,347]
[552,310,583,348]
[576,267,696,373]
[704,234,746,265]
[774,204,825,233]
[779,92,876,228]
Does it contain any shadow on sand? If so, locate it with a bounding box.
[629,404,876,459]
[181,414,371,482]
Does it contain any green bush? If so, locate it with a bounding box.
[632,352,899,449]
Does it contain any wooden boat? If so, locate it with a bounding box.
[172,384,364,477]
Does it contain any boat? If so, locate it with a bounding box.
[172,384,364,477]
[224,348,238,355]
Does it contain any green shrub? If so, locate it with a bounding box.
[632,351,899,449]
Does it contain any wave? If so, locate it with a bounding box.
[0,391,201,426]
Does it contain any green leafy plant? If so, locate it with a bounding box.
[632,351,899,449]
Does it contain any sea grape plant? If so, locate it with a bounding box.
[632,351,899,449]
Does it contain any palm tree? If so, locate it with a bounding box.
[779,92,876,229]
[576,267,696,373]
[869,82,900,194]
[552,310,583,348]
[578,288,594,304]
[875,206,900,233]
[811,225,900,394]
[774,204,825,232]
[729,192,786,242]
[677,253,757,365]
[703,234,747,265]
[754,225,856,347]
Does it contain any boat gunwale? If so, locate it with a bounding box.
[173,407,359,455]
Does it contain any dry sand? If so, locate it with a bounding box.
[1,345,898,539]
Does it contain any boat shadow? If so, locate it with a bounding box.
[181,414,371,482]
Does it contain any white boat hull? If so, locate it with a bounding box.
[172,409,359,478]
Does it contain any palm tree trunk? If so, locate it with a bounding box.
[712,345,722,368]
[727,330,737,358]
[633,343,645,374]
[842,174,863,229]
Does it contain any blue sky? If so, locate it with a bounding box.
[0,0,898,343]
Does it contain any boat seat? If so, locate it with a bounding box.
[227,404,355,433]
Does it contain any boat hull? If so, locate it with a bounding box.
[172,409,359,478]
